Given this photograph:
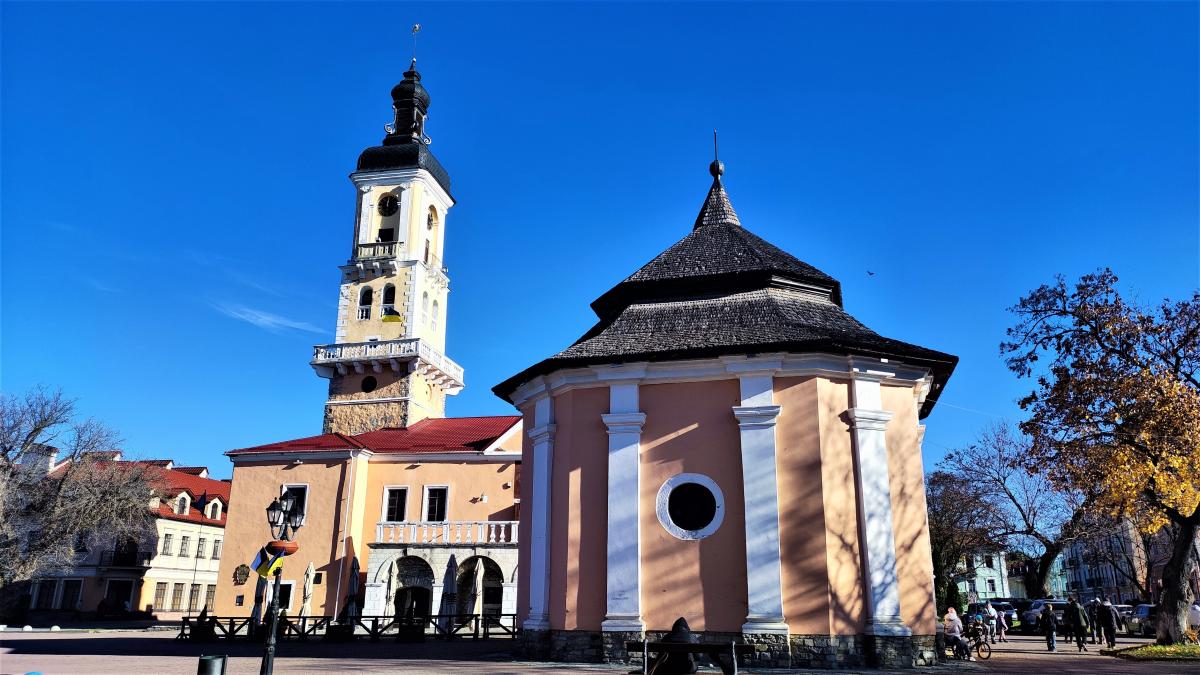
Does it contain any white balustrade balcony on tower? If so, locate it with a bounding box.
[375,520,518,546]
[311,337,465,389]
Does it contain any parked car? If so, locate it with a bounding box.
[1007,599,1034,627]
[1021,599,1066,632]
[1113,604,1134,632]
[1129,604,1157,637]
[966,601,1019,629]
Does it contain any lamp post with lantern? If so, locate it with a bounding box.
[260,489,303,675]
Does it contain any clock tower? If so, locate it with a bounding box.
[311,60,464,434]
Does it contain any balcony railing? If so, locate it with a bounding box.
[376,521,518,546]
[312,339,464,384]
[100,550,152,567]
[357,242,398,259]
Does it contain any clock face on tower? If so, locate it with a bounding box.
[378,194,399,217]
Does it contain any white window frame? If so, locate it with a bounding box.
[655,472,726,541]
[58,577,83,610]
[421,485,450,523]
[282,483,309,525]
[265,580,296,613]
[31,579,60,610]
[380,485,410,524]
[103,578,137,609]
[176,493,190,515]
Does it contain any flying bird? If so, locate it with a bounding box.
[867,271,876,277]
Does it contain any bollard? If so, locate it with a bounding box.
[196,654,227,675]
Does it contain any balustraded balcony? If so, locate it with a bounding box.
[357,242,398,260]
[375,521,518,546]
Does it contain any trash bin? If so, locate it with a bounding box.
[196,654,227,675]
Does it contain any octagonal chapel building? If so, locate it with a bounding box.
[494,160,957,668]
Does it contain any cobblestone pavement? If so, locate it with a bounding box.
[1,629,1196,674]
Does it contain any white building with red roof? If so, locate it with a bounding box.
[27,454,231,621]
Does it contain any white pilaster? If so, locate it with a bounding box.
[524,395,555,631]
[848,375,910,636]
[602,381,645,632]
[733,374,789,635]
[501,582,517,616]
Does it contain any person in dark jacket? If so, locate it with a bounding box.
[1040,604,1059,652]
[1098,599,1121,648]
[1065,596,1090,652]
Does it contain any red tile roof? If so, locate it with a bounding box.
[48,458,230,526]
[229,416,521,456]
[173,466,209,475]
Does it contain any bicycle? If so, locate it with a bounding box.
[965,620,993,660]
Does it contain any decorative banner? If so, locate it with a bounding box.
[250,546,283,578]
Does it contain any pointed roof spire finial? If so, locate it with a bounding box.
[710,129,724,182]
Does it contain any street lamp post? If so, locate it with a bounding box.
[260,490,303,675]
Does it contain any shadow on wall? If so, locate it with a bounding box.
[320,461,352,616]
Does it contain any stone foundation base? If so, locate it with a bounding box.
[525,629,937,669]
[518,628,550,660]
[790,634,865,669]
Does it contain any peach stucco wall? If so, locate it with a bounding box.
[639,379,747,633]
[882,384,937,634]
[548,387,609,630]
[517,370,936,638]
[360,461,519,525]
[816,377,868,635]
[773,376,834,634]
[515,404,535,624]
[214,458,354,617]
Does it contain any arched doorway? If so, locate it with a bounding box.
[455,556,504,617]
[393,556,434,619]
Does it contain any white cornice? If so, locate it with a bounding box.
[227,448,370,464]
[510,353,931,408]
[349,168,455,208]
[228,448,519,465]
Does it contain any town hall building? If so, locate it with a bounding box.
[213,60,521,625]
[495,159,958,668]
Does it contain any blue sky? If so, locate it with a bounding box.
[3,2,1196,479]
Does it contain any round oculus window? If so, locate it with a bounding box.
[378,195,400,217]
[656,473,725,540]
[361,375,378,393]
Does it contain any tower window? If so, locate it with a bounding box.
[427,206,438,231]
[421,292,429,324]
[382,285,398,320]
[431,300,439,331]
[361,376,378,393]
[358,287,373,320]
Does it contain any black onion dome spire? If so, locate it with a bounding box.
[357,58,452,195]
[385,59,431,146]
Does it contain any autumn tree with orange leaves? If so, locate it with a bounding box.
[1002,269,1200,644]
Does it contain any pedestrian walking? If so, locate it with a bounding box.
[1087,599,1101,644]
[996,606,1009,643]
[983,601,998,644]
[1098,599,1120,649]
[1040,603,1058,652]
[1065,596,1090,652]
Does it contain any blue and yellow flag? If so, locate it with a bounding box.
[250,546,283,578]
